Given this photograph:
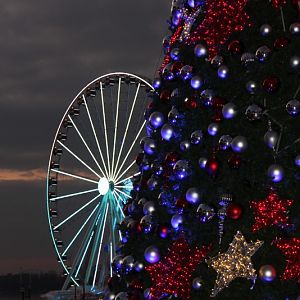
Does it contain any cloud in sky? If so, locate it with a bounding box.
[0,0,170,273]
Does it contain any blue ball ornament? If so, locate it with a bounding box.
[259,265,276,282]
[170,47,181,61]
[198,157,207,169]
[267,164,284,182]
[222,102,237,119]
[180,65,193,80]
[295,155,300,167]
[194,43,207,58]
[231,136,248,153]
[152,78,162,89]
[143,139,157,155]
[208,123,219,136]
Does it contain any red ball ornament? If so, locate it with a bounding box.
[171,61,184,76]
[160,90,171,101]
[228,40,243,55]
[228,154,242,169]
[262,76,280,93]
[227,203,243,219]
[175,197,189,209]
[212,110,223,122]
[205,158,219,177]
[165,152,180,166]
[135,152,144,166]
[212,96,226,108]
[274,37,290,49]
[184,96,198,109]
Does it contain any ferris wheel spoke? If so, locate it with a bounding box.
[112,83,141,180]
[114,187,132,200]
[82,95,109,178]
[57,140,101,179]
[100,82,111,179]
[62,203,100,256]
[92,202,110,288]
[115,172,140,186]
[112,191,126,217]
[114,160,136,185]
[51,169,98,184]
[62,202,103,289]
[113,120,146,181]
[50,188,98,201]
[53,194,101,230]
[114,185,133,189]
[110,78,121,180]
[85,199,109,285]
[68,115,105,177]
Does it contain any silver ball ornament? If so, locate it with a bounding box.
[192,277,204,290]
[289,22,300,35]
[259,265,276,282]
[290,56,300,69]
[191,130,204,145]
[267,164,284,182]
[245,104,263,121]
[197,204,215,222]
[219,135,233,150]
[198,157,208,169]
[264,130,279,149]
[143,138,157,155]
[190,75,203,89]
[144,246,160,264]
[256,45,272,62]
[147,177,159,191]
[180,140,191,152]
[143,201,155,215]
[241,52,256,66]
[222,102,237,119]
[246,81,258,94]
[104,293,116,300]
[211,55,224,67]
[260,24,272,36]
[208,123,220,136]
[134,261,144,272]
[231,136,248,153]
[180,65,193,80]
[186,187,201,204]
[286,99,300,116]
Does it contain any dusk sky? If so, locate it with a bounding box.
[0,0,170,274]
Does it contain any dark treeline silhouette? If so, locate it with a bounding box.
[0,272,64,294]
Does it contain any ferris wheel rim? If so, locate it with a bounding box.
[46,72,154,290]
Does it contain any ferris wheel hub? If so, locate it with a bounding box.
[98,177,110,195]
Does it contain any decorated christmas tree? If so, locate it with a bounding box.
[107,0,300,299]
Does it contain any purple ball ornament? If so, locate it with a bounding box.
[149,111,165,129]
[194,43,208,58]
[222,102,237,119]
[170,47,181,61]
[186,187,201,204]
[161,124,175,141]
[152,78,162,89]
[208,123,220,136]
[144,246,160,264]
[217,65,229,79]
[143,138,157,155]
[171,214,184,229]
[162,63,175,81]
[190,75,203,89]
[231,136,248,153]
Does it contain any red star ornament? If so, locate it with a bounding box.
[145,239,211,300]
[273,237,300,283]
[250,190,293,233]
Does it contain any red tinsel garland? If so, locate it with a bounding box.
[187,0,252,59]
[273,237,300,283]
[145,239,211,300]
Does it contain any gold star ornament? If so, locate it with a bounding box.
[207,231,264,297]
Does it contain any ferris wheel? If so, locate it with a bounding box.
[46,72,154,293]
